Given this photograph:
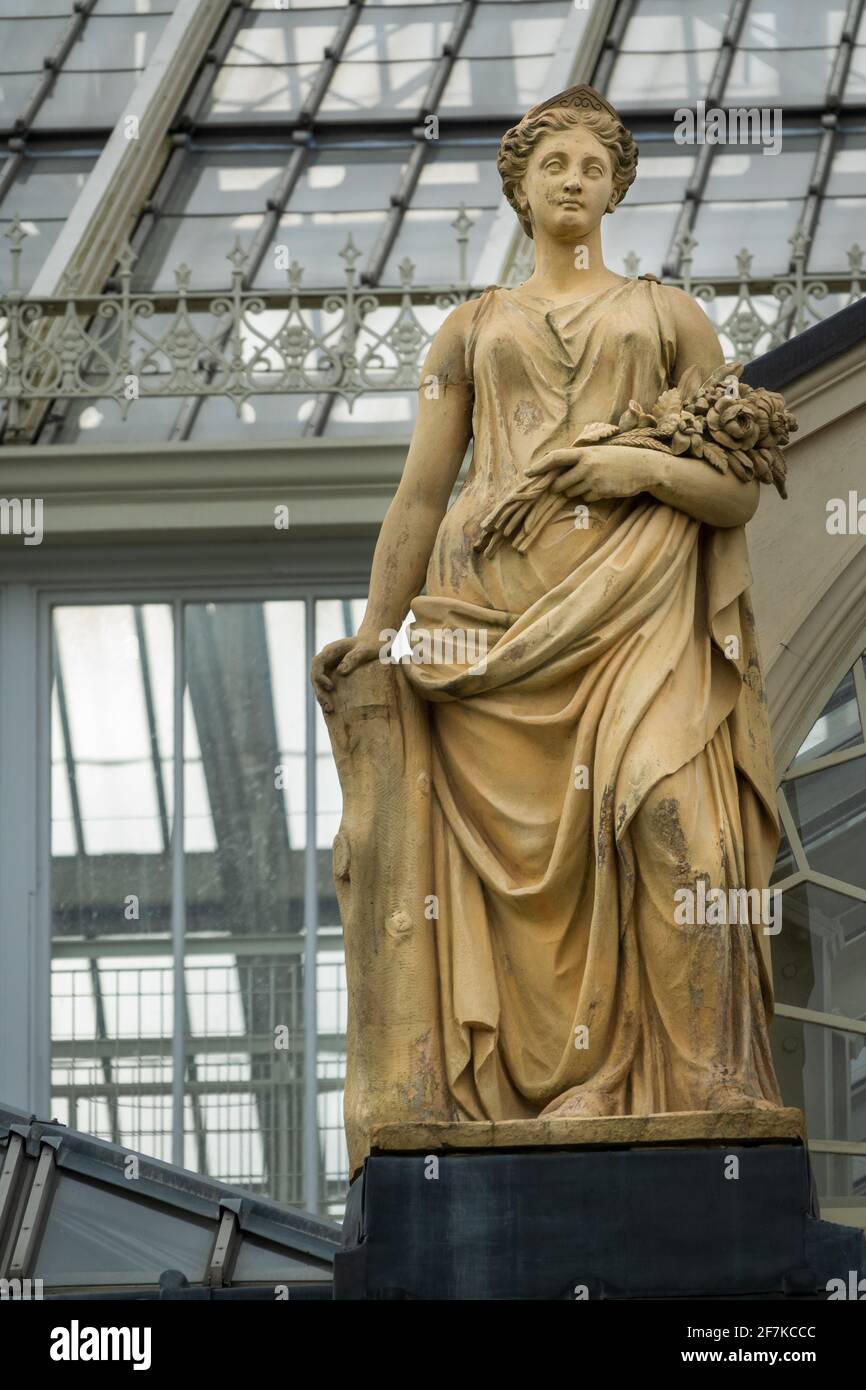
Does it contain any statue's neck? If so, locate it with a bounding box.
[524,224,610,297]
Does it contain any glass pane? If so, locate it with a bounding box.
[63,13,168,70]
[844,45,866,102]
[808,1153,866,1208]
[50,394,185,444]
[772,879,866,1016]
[219,8,343,66]
[413,143,502,209]
[184,952,304,1201]
[703,141,816,202]
[689,199,805,277]
[33,72,149,129]
[254,211,386,287]
[383,206,495,283]
[188,394,315,442]
[770,1017,866,1168]
[51,604,174,904]
[619,141,695,206]
[0,217,65,291]
[785,754,866,892]
[724,47,838,105]
[0,154,96,221]
[619,0,731,52]
[289,146,409,213]
[317,947,347,1213]
[791,668,862,766]
[319,59,436,117]
[824,135,866,198]
[600,202,681,278]
[324,392,418,436]
[232,1237,332,1283]
[460,2,568,58]
[809,198,866,272]
[770,816,797,885]
[0,16,68,71]
[607,49,718,109]
[131,212,265,290]
[0,0,78,13]
[96,0,179,11]
[52,957,176,1154]
[742,3,846,49]
[439,54,559,115]
[162,149,289,216]
[344,6,458,59]
[180,600,308,1201]
[35,1173,213,1287]
[203,61,318,122]
[0,73,39,124]
[313,600,360,1214]
[51,605,176,1162]
[183,600,307,937]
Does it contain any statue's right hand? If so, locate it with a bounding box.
[311,634,383,714]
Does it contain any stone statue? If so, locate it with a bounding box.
[312,86,797,1179]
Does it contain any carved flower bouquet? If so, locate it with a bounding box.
[473,363,797,558]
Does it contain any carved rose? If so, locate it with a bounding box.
[705,397,763,451]
[748,388,798,447]
[669,410,705,456]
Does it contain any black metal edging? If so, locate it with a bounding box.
[0,1105,340,1265]
[742,294,866,392]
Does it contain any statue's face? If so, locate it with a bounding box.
[519,124,614,241]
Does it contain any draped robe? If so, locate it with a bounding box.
[402,279,782,1120]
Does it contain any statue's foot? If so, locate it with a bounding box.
[704,1084,779,1113]
[539,1085,615,1119]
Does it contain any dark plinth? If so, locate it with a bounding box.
[335,1136,866,1300]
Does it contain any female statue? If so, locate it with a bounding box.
[313,87,795,1154]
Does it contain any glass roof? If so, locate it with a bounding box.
[0,0,179,291]
[0,0,860,446]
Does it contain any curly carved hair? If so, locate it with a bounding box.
[497,98,639,240]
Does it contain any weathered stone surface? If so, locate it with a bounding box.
[323,659,455,1177]
[371,1107,806,1152]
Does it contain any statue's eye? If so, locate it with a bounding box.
[544,159,563,172]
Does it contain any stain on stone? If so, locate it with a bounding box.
[743,651,766,704]
[651,797,693,885]
[597,784,615,867]
[513,399,543,434]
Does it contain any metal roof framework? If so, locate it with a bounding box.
[0,1100,339,1298]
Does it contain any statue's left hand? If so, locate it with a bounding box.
[311,634,384,714]
[525,444,666,503]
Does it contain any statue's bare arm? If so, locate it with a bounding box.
[312,300,476,709]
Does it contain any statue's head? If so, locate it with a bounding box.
[497,86,638,242]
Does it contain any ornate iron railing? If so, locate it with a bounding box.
[0,212,862,434]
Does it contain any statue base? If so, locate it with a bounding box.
[334,1112,866,1300]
